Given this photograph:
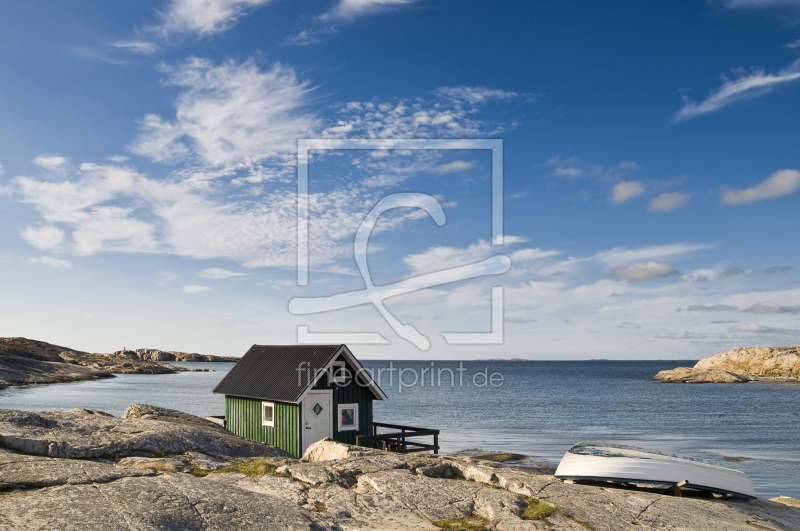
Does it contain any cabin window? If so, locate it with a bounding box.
[261,402,275,427]
[338,403,358,431]
[331,361,347,384]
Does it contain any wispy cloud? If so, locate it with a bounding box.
[182,285,210,293]
[674,59,800,122]
[742,301,800,314]
[610,262,679,282]
[610,181,645,204]
[157,272,178,286]
[322,0,418,21]
[721,169,800,204]
[434,160,476,174]
[595,243,713,266]
[153,0,272,38]
[728,323,797,334]
[764,265,793,274]
[27,256,72,269]
[130,58,317,170]
[684,303,739,311]
[33,154,69,171]
[545,157,639,180]
[199,268,248,279]
[111,41,159,55]
[432,86,522,105]
[648,192,690,212]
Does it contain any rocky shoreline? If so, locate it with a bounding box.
[0,337,236,390]
[0,404,798,530]
[653,345,800,384]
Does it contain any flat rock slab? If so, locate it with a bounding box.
[0,474,328,531]
[0,450,157,490]
[361,468,525,522]
[0,407,290,460]
[278,454,408,486]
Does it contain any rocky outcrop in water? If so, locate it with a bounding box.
[653,345,800,383]
[118,349,239,362]
[0,337,220,389]
[0,405,797,530]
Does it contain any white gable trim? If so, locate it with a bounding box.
[294,345,387,404]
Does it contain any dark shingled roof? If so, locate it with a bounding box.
[212,344,385,403]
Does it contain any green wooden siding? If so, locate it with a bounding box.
[312,364,374,446]
[224,355,377,456]
[225,396,301,457]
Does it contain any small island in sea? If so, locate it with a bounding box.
[652,345,800,383]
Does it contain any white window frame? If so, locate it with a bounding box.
[330,361,347,384]
[337,403,359,432]
[261,401,275,427]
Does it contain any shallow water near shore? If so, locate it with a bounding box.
[1,359,798,499]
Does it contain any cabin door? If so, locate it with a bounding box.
[301,390,333,454]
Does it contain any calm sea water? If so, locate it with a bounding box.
[1,360,798,499]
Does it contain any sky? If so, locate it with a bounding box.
[0,0,799,359]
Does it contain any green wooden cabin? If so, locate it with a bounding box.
[212,344,387,457]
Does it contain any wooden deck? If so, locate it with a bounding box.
[356,422,440,454]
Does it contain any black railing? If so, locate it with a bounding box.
[356,422,439,454]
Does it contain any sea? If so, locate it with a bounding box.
[1,359,798,499]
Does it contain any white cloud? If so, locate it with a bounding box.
[595,243,713,267]
[432,86,521,105]
[764,265,793,274]
[400,236,556,278]
[728,323,796,334]
[182,285,210,293]
[27,256,72,269]
[324,0,417,21]
[648,192,690,212]
[742,302,800,314]
[718,0,800,10]
[545,156,639,180]
[674,59,800,122]
[157,272,178,286]
[611,262,679,282]
[21,225,64,250]
[153,0,272,37]
[434,160,476,174]
[111,41,158,54]
[684,303,739,311]
[199,267,248,279]
[33,154,69,171]
[130,58,317,168]
[785,38,800,49]
[610,181,645,204]
[721,169,800,204]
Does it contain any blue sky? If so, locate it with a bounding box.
[1,0,799,359]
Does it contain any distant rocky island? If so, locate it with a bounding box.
[0,337,238,390]
[652,345,800,383]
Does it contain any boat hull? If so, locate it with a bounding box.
[555,449,756,499]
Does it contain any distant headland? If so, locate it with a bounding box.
[0,337,237,390]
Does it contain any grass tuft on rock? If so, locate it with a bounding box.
[521,497,561,521]
[193,459,279,477]
[433,516,489,530]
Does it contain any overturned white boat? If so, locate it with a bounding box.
[554,442,756,499]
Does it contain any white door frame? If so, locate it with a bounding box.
[301,390,333,454]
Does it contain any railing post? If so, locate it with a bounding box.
[434,433,438,455]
